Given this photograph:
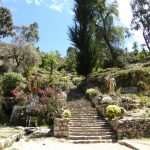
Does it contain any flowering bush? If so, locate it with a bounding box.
[2,72,26,96]
[86,88,100,97]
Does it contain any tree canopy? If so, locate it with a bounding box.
[130,0,150,52]
[0,7,13,38]
[69,0,100,76]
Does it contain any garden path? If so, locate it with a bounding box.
[5,137,132,150]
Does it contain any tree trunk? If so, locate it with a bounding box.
[143,31,150,52]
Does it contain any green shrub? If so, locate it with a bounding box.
[49,75,55,87]
[24,66,39,77]
[60,76,68,82]
[63,109,71,118]
[137,81,147,92]
[72,77,83,86]
[139,96,150,107]
[106,105,121,119]
[86,88,99,97]
[2,72,26,96]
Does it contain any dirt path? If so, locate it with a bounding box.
[5,137,132,150]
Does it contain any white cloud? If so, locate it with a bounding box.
[25,0,71,13]
[25,0,43,5]
[117,0,145,50]
[35,0,43,5]
[25,0,33,4]
[48,0,69,12]
[49,0,64,12]
[117,0,132,28]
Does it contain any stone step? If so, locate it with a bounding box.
[69,122,107,126]
[69,139,117,144]
[69,131,114,136]
[70,117,104,120]
[71,113,98,115]
[71,112,97,114]
[69,135,116,140]
[69,110,96,113]
[70,116,100,119]
[69,120,105,123]
[69,128,113,132]
[67,99,117,144]
[69,107,95,109]
[69,125,109,128]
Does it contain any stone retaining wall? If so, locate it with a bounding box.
[107,119,150,139]
[54,118,69,138]
[89,96,150,139]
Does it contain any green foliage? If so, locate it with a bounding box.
[24,66,39,77]
[132,42,139,56]
[2,72,26,96]
[72,77,83,86]
[0,7,13,38]
[68,0,100,76]
[131,0,150,51]
[49,75,55,87]
[66,47,77,72]
[63,109,71,118]
[14,22,39,44]
[137,81,147,92]
[95,1,126,66]
[106,105,121,119]
[86,88,99,97]
[41,52,58,75]
[139,96,150,107]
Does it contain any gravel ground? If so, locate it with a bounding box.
[5,137,132,150]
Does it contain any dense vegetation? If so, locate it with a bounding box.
[0,0,149,128]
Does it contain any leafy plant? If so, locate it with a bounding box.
[2,72,26,96]
[106,105,121,119]
[63,109,71,118]
[139,96,150,107]
[72,77,83,86]
[86,88,99,97]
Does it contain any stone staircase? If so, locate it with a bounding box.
[67,99,117,144]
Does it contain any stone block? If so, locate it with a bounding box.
[63,122,68,126]
[0,140,4,149]
[60,126,65,131]
[54,126,60,131]
[63,131,69,137]
[4,138,13,148]
[11,134,18,142]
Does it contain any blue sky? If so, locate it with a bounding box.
[1,0,74,56]
[1,0,145,56]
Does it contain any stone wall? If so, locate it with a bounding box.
[10,106,27,126]
[54,118,69,138]
[107,119,150,139]
[89,95,150,139]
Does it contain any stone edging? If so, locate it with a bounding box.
[54,118,70,138]
[0,130,25,150]
[119,140,140,150]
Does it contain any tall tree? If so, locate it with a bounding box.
[0,7,13,38]
[41,52,58,75]
[132,42,139,56]
[69,0,99,76]
[130,0,150,52]
[94,0,125,61]
[66,47,77,72]
[14,22,39,44]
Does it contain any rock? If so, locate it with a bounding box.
[25,127,38,135]
[10,106,27,126]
